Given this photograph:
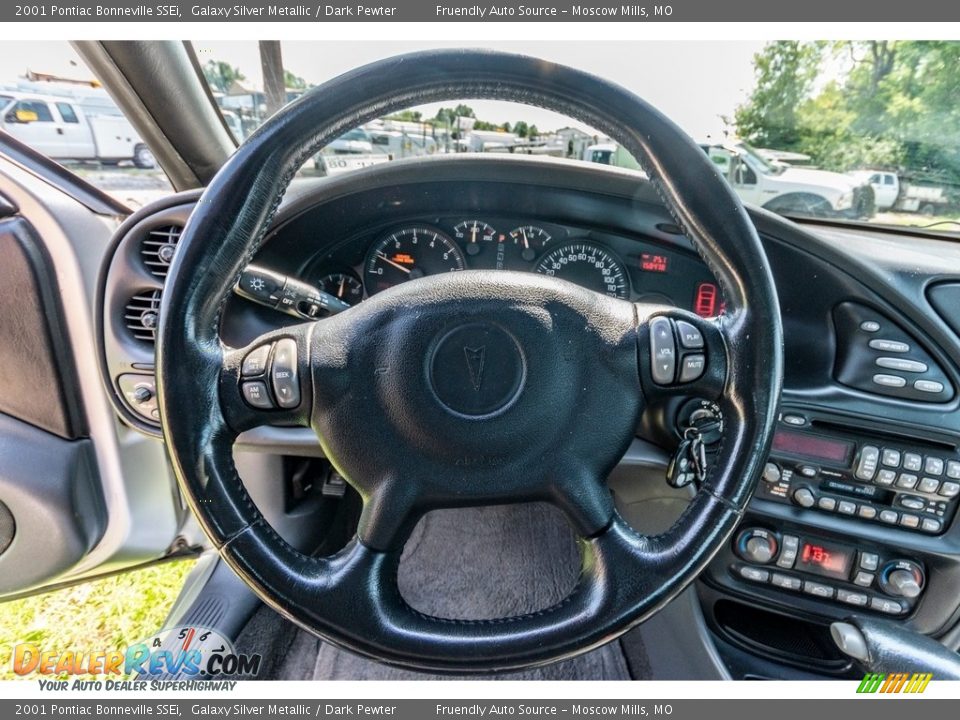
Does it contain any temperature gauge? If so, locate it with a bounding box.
[317,271,364,304]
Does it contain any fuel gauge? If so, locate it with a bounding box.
[508,225,552,262]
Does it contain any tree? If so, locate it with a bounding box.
[202,60,245,94]
[513,120,529,138]
[528,125,539,140]
[733,41,821,152]
[283,69,308,90]
[500,122,512,133]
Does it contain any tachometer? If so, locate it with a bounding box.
[364,226,466,295]
[534,241,630,299]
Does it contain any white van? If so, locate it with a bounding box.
[0,91,155,168]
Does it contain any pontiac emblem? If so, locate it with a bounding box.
[463,346,486,391]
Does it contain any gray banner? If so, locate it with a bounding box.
[0,699,958,719]
[3,0,960,22]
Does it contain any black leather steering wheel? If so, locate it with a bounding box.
[157,50,783,672]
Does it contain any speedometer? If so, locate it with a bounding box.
[534,241,630,299]
[364,226,466,295]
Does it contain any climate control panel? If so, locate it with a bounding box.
[732,526,925,616]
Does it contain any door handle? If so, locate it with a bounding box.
[56,127,64,135]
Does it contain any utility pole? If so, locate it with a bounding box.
[259,41,286,117]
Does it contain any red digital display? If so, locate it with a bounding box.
[797,540,854,580]
[640,253,669,273]
[772,429,854,464]
[694,281,719,317]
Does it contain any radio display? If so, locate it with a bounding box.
[796,540,855,580]
[772,429,854,464]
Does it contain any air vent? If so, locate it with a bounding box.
[124,290,162,343]
[141,225,182,278]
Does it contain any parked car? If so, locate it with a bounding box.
[849,169,950,215]
[0,91,155,168]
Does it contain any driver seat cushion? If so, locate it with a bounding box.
[233,503,638,679]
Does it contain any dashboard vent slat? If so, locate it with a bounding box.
[141,225,182,278]
[124,290,162,343]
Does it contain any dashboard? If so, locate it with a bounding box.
[97,155,960,679]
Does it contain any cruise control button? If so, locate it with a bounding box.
[873,374,907,388]
[918,477,941,494]
[903,453,923,472]
[803,581,835,599]
[675,320,704,349]
[896,474,918,490]
[649,317,676,385]
[679,353,706,383]
[876,357,927,373]
[241,381,273,410]
[870,597,904,615]
[739,566,769,583]
[270,338,301,409]
[939,481,960,498]
[869,339,910,353]
[771,573,802,591]
[241,344,272,377]
[881,449,901,467]
[837,589,869,606]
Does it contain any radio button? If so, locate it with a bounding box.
[855,446,880,481]
[818,497,837,511]
[881,449,902,467]
[900,496,926,511]
[797,465,818,478]
[792,487,816,508]
[771,573,802,591]
[924,457,945,476]
[869,339,910,353]
[739,566,770,583]
[870,597,905,615]
[879,510,900,524]
[939,481,960,498]
[946,460,960,479]
[854,571,875,587]
[896,474,919,490]
[918,477,941,494]
[915,379,945,394]
[803,581,835,599]
[921,518,943,533]
[838,500,857,515]
[875,469,897,486]
[837,589,869,607]
[900,514,921,529]
[762,462,782,484]
[876,357,928,373]
[858,506,878,519]
[859,552,880,571]
[903,453,923,472]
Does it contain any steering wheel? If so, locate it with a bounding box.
[157,50,782,672]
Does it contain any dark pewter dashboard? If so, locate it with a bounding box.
[97,156,960,677]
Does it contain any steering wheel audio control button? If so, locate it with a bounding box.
[649,317,676,385]
[241,381,274,409]
[242,343,273,377]
[270,338,300,409]
[679,353,706,383]
[676,320,704,349]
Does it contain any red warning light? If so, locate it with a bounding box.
[694,282,719,317]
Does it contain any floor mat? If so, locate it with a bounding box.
[234,503,635,680]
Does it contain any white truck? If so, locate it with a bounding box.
[0,91,155,168]
[586,140,874,218]
[848,170,949,215]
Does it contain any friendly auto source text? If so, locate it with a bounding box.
[435,5,672,17]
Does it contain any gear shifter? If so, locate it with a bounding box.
[831,616,960,680]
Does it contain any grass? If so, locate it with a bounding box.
[0,559,195,681]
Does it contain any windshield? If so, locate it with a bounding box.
[736,141,786,176]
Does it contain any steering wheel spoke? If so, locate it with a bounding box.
[636,306,729,403]
[219,323,315,432]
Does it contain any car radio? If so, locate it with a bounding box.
[755,412,959,535]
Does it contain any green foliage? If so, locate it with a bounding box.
[513,120,529,138]
[202,60,245,94]
[735,41,960,183]
[283,69,309,90]
[386,110,424,122]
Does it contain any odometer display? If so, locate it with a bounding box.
[534,241,630,299]
[364,226,466,295]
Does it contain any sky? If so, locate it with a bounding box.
[0,41,766,140]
